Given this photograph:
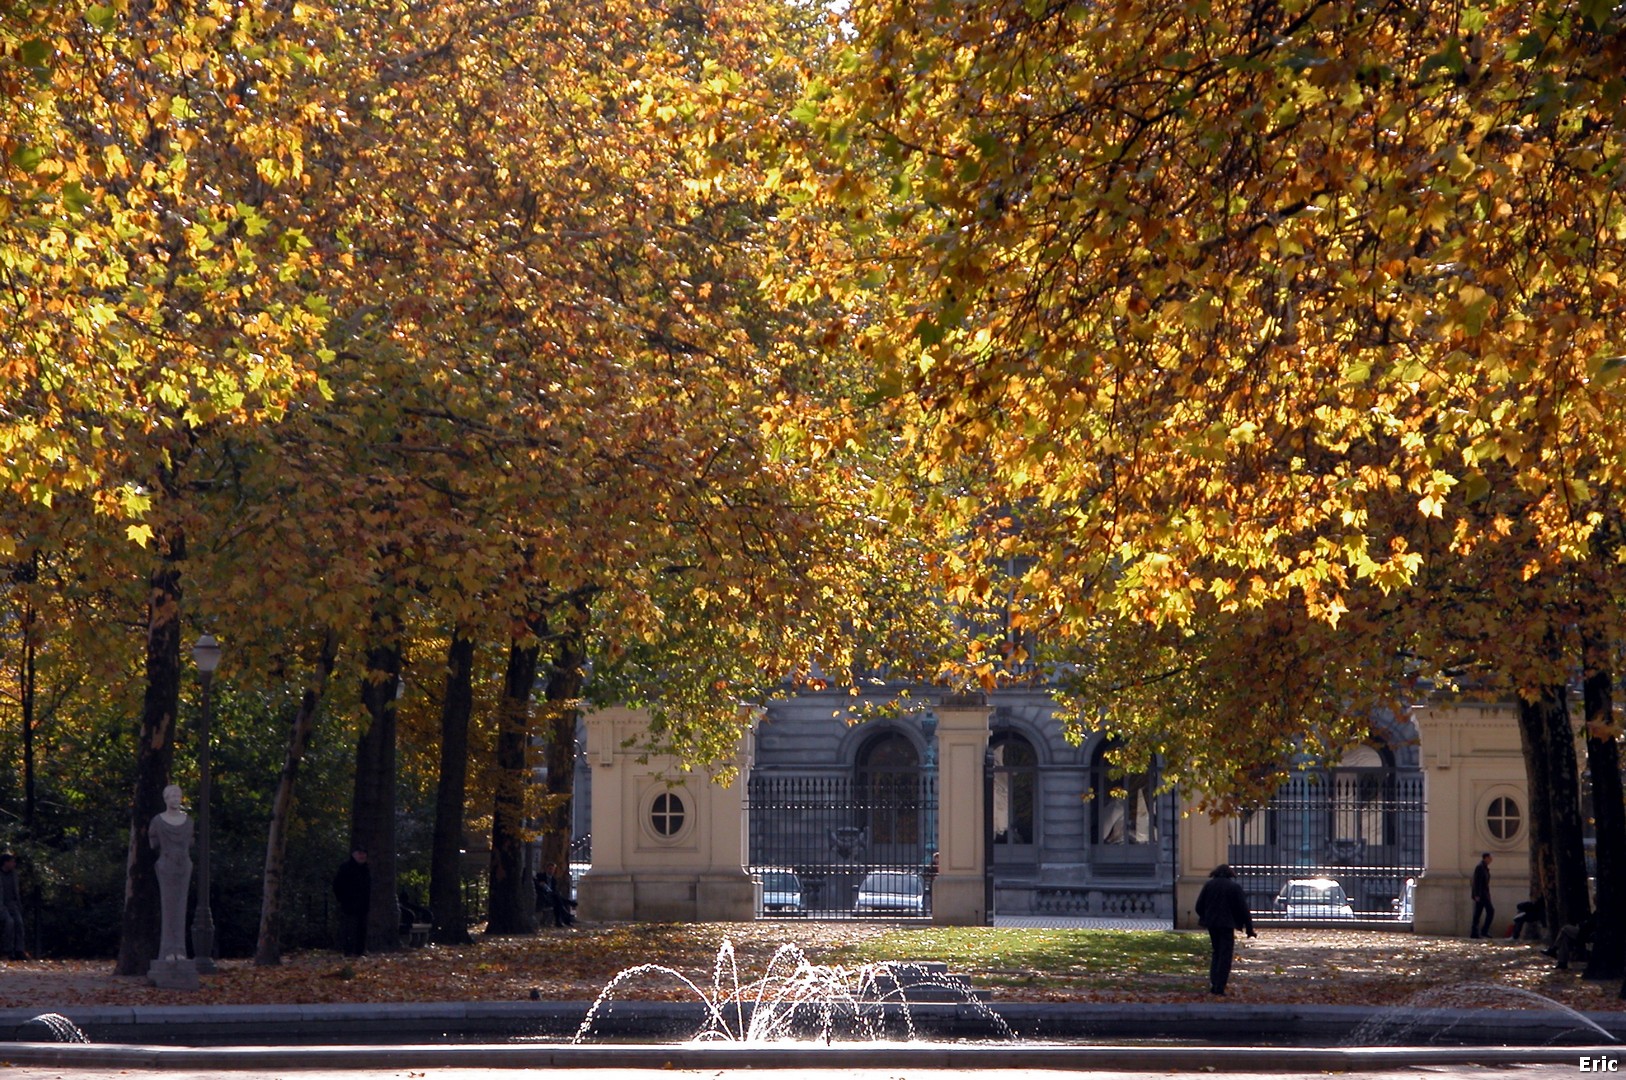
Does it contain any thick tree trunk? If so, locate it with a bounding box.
[1517,681,1591,933]
[485,635,540,935]
[350,640,402,953]
[114,553,185,976]
[1544,690,1593,933]
[539,598,589,888]
[1515,689,1559,940]
[254,630,337,966]
[429,633,475,944]
[1583,647,1625,981]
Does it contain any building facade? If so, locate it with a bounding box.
[573,693,1529,934]
[749,686,1180,919]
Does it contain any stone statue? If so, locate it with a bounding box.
[149,784,193,962]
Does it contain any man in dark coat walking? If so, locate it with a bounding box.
[333,848,371,957]
[1194,863,1255,995]
[1469,852,1494,938]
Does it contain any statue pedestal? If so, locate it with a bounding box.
[147,958,200,991]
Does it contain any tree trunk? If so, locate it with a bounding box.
[1576,609,1625,980]
[254,630,337,966]
[429,633,475,944]
[1515,688,1559,941]
[1583,649,1625,981]
[1544,688,1592,934]
[486,634,540,935]
[539,597,590,889]
[350,639,403,953]
[114,552,185,976]
[1517,680,1591,933]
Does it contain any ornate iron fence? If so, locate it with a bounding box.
[747,773,937,919]
[1227,770,1425,921]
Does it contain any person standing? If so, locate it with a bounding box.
[333,848,371,957]
[0,853,25,960]
[1194,863,1256,995]
[1469,852,1494,939]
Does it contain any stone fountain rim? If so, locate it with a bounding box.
[5,999,1624,1054]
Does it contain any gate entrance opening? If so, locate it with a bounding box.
[1227,754,1425,922]
[747,771,937,920]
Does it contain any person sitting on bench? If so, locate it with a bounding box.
[1545,916,1594,970]
[1508,896,1546,940]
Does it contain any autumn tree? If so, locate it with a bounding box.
[290,0,960,939]
[789,0,1626,856]
[3,0,341,970]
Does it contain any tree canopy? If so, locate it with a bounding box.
[5,0,1626,958]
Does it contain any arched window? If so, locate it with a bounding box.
[1091,740,1155,845]
[857,732,919,846]
[1328,742,1396,855]
[990,731,1037,846]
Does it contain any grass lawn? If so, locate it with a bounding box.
[828,926,1205,990]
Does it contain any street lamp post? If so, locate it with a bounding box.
[920,708,939,864]
[191,633,222,974]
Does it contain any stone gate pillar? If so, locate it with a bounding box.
[1175,809,1229,930]
[932,701,992,925]
[1409,702,1530,936]
[575,705,755,922]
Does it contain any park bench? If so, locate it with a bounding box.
[398,893,432,947]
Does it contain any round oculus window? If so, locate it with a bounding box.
[650,792,686,837]
[1486,795,1521,842]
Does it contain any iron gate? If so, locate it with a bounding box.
[1227,769,1425,921]
[747,773,937,919]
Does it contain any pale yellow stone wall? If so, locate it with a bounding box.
[1174,802,1231,930]
[576,702,993,925]
[1409,702,1530,936]
[575,706,755,922]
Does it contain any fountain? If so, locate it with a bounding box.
[1343,983,1622,1048]
[573,940,1013,1043]
[13,1013,87,1043]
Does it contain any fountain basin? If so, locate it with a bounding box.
[0,1038,1614,1073]
[4,1000,1623,1048]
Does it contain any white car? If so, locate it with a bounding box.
[1273,877,1355,918]
[756,867,805,915]
[853,870,926,915]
